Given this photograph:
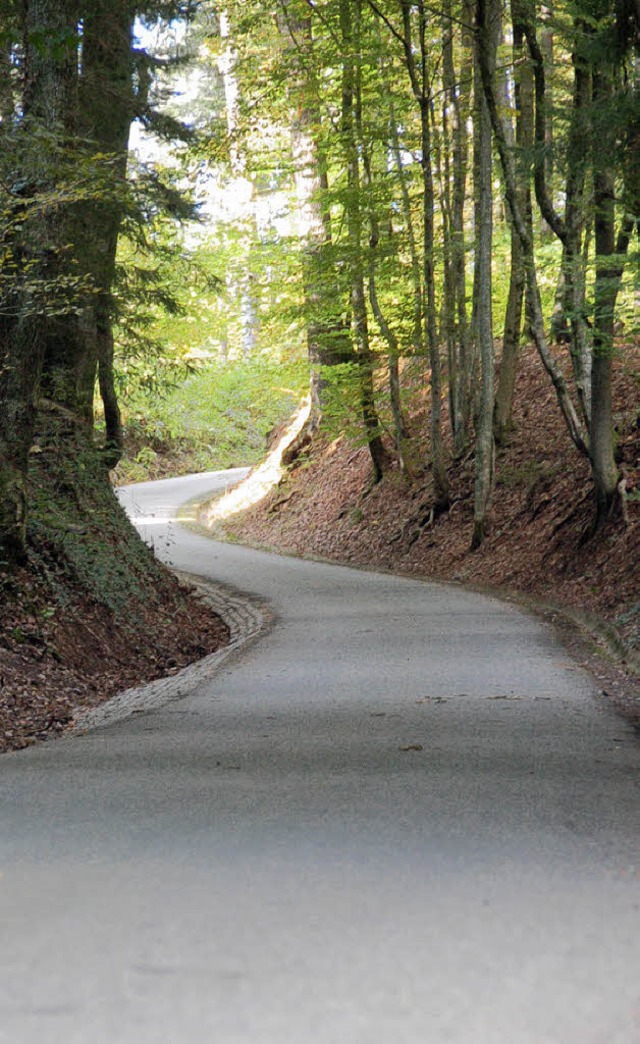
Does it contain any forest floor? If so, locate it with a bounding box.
[209,341,640,725]
[0,561,229,754]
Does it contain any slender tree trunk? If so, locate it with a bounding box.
[420,90,449,508]
[539,6,554,219]
[219,7,259,357]
[558,41,592,423]
[438,22,458,439]
[341,0,386,483]
[397,0,449,507]
[495,225,525,444]
[387,90,423,355]
[476,0,589,461]
[276,0,348,452]
[363,158,411,471]
[471,0,499,549]
[590,66,630,526]
[494,4,533,444]
[451,0,474,455]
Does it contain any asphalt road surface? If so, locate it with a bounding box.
[1,471,639,1043]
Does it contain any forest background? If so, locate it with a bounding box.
[0,0,638,749]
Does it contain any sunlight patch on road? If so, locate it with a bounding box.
[202,399,310,524]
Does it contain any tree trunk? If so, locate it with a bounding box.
[397,0,449,507]
[494,5,533,445]
[589,66,629,526]
[560,45,592,423]
[471,0,499,549]
[386,87,423,357]
[341,0,386,483]
[539,7,555,221]
[451,0,475,456]
[277,0,344,448]
[476,0,589,461]
[0,0,79,559]
[218,7,260,359]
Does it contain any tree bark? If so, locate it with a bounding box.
[476,0,589,460]
[471,0,499,549]
[399,0,449,508]
[341,0,386,483]
[494,3,533,445]
[0,0,79,559]
[589,66,631,526]
[559,45,592,423]
[451,0,474,455]
[276,0,350,454]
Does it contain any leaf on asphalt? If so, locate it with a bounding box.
[399,743,423,752]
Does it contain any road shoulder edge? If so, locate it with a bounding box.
[70,573,272,735]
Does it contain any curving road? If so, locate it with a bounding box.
[1,471,639,1043]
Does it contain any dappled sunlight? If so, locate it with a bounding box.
[202,399,310,524]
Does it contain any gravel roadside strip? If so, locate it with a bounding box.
[71,573,271,735]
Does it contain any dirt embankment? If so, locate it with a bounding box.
[0,461,229,753]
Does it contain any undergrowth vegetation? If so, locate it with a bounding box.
[111,356,309,484]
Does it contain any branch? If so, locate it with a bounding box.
[302,0,342,46]
[363,0,408,50]
[522,22,567,244]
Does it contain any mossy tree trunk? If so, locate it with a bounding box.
[0,0,79,561]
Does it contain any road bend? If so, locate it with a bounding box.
[1,471,639,1043]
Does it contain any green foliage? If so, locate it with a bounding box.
[114,355,309,481]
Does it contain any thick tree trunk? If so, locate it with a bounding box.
[36,0,135,465]
[0,0,79,559]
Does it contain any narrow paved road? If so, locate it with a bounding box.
[1,472,639,1043]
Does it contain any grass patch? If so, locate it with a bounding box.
[112,356,309,483]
